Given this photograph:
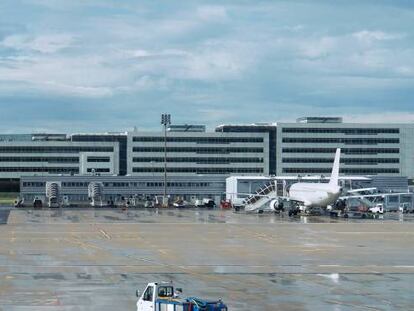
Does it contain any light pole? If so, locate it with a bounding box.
[161,113,171,206]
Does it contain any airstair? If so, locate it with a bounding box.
[243,182,277,212]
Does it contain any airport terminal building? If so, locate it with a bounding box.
[276,117,414,178]
[127,127,269,176]
[216,117,414,181]
[0,117,413,205]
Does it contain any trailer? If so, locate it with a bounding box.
[329,205,383,219]
[136,282,228,311]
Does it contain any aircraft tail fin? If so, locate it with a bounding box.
[329,148,341,187]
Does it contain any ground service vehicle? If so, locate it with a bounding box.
[136,282,228,311]
[399,202,414,213]
[369,203,384,214]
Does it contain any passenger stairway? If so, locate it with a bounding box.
[243,182,277,212]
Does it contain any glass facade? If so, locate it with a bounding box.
[0,167,79,173]
[282,128,400,134]
[282,148,400,154]
[0,157,79,163]
[132,167,263,174]
[283,168,400,174]
[0,146,114,153]
[282,138,399,144]
[132,146,264,153]
[282,158,399,164]
[133,157,263,163]
[133,137,263,143]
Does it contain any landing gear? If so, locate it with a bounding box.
[288,209,299,217]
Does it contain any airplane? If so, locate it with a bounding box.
[232,147,412,215]
[240,148,342,214]
[287,148,342,211]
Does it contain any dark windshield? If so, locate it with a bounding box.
[158,286,174,297]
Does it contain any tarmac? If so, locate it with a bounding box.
[0,207,414,310]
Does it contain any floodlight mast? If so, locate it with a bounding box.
[161,114,171,206]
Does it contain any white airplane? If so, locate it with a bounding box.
[288,148,342,209]
[236,147,412,214]
[240,148,342,214]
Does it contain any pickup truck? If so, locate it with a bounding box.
[136,282,228,311]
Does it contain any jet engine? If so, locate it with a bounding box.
[269,198,284,212]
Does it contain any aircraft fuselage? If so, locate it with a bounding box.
[289,183,341,208]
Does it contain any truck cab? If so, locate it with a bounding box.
[136,282,175,311]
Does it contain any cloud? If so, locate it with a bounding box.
[343,112,414,123]
[197,108,238,122]
[0,1,414,132]
[197,5,228,22]
[352,30,405,43]
[298,36,337,59]
[123,44,255,82]
[1,34,74,53]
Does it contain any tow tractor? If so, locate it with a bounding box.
[136,282,228,311]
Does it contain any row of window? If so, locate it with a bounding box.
[0,147,113,153]
[132,157,264,164]
[282,158,400,164]
[22,181,212,188]
[0,167,79,173]
[22,182,46,187]
[282,148,400,154]
[87,157,110,163]
[132,147,264,154]
[282,138,399,144]
[282,128,400,134]
[86,168,110,173]
[146,182,210,187]
[0,157,79,163]
[132,167,263,174]
[283,168,400,174]
[133,137,264,143]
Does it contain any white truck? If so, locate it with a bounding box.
[136,282,228,311]
[369,203,384,214]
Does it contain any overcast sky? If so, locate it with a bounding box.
[1,0,414,133]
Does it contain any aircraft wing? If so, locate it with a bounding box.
[340,192,411,200]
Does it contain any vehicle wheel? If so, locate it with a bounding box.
[362,214,366,219]
[288,210,293,217]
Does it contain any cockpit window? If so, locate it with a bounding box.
[158,286,174,297]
